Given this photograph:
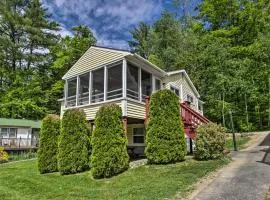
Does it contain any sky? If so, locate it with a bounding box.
[42,0,200,50]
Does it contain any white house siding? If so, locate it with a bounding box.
[62,100,123,120]
[126,100,145,119]
[63,47,129,79]
[17,128,31,147]
[163,73,199,112]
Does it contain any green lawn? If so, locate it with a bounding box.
[0,158,230,200]
[226,135,251,150]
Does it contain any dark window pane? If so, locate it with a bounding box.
[133,127,145,143]
[133,136,144,143]
[66,78,77,107]
[79,73,89,105]
[107,63,122,100]
[155,79,161,91]
[9,128,17,138]
[127,63,139,100]
[92,68,104,103]
[170,86,179,97]
[141,70,152,101]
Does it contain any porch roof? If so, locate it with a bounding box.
[0,118,41,129]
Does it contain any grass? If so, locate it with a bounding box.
[8,151,37,162]
[0,157,230,200]
[226,135,251,150]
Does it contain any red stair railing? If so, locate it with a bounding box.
[145,97,209,139]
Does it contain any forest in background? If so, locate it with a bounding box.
[0,0,270,132]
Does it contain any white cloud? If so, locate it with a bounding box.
[42,0,164,49]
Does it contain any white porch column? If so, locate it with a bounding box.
[64,80,67,107]
[180,84,184,102]
[139,67,142,102]
[89,71,92,104]
[76,76,79,106]
[122,59,127,98]
[152,75,155,92]
[104,66,108,101]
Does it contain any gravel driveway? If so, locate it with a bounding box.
[191,132,270,200]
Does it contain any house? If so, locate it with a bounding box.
[60,46,208,155]
[0,118,41,151]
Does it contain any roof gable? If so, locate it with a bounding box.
[167,70,200,98]
[63,46,130,79]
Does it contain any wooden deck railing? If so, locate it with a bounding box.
[0,138,39,150]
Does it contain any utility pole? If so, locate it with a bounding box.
[229,110,237,151]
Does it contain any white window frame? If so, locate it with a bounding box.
[187,94,194,104]
[170,85,180,97]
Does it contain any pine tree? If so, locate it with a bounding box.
[58,109,90,175]
[90,104,129,178]
[145,90,186,164]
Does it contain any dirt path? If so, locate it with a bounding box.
[189,132,270,200]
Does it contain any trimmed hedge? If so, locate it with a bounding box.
[38,114,60,173]
[90,104,129,178]
[58,109,90,175]
[195,122,226,160]
[145,89,186,164]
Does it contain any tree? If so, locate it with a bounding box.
[38,114,60,174]
[128,22,152,59]
[58,109,90,175]
[0,0,59,119]
[90,104,129,178]
[145,90,186,164]
[48,25,96,114]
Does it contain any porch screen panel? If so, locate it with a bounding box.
[79,73,89,105]
[141,70,152,101]
[127,63,139,100]
[91,68,104,103]
[107,63,122,100]
[67,78,77,107]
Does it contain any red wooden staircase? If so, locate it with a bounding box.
[145,97,209,139]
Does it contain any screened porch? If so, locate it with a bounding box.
[64,60,162,108]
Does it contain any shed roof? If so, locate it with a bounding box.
[0,118,41,129]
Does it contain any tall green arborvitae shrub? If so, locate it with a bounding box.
[58,109,90,175]
[195,122,226,160]
[90,104,129,178]
[145,89,186,164]
[38,114,60,174]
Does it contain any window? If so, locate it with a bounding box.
[107,63,122,100]
[141,69,152,101]
[187,94,194,103]
[155,79,161,91]
[78,73,89,105]
[66,78,77,107]
[133,127,145,144]
[91,68,104,103]
[0,128,8,137]
[170,86,180,97]
[127,63,139,100]
[0,128,17,138]
[9,128,17,138]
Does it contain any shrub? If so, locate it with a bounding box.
[145,89,186,164]
[195,122,226,160]
[0,147,8,163]
[38,114,60,173]
[58,109,90,175]
[90,104,129,178]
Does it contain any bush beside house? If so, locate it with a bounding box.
[38,114,60,173]
[90,104,129,178]
[0,147,8,163]
[145,89,186,164]
[195,122,226,160]
[58,109,90,175]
